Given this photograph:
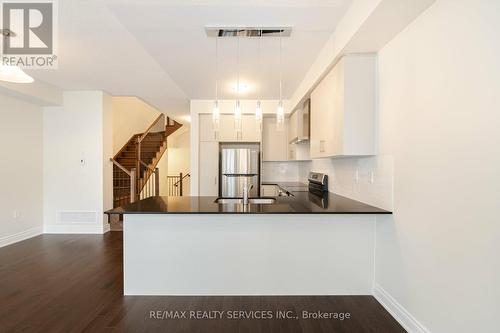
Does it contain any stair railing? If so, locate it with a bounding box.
[138,167,159,200]
[136,113,165,175]
[134,114,166,201]
[167,172,190,196]
[110,158,137,203]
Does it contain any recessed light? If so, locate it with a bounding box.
[231,82,251,94]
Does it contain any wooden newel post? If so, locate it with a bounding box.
[179,172,183,196]
[130,168,137,203]
[155,168,160,196]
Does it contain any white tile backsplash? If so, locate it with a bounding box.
[299,156,393,211]
[262,156,393,211]
[261,162,302,182]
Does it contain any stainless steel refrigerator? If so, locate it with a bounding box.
[219,143,260,198]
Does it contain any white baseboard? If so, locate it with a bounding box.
[0,226,43,248]
[373,283,430,333]
[44,224,108,234]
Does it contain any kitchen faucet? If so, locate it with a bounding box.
[242,184,254,205]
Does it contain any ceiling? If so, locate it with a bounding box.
[28,0,352,118]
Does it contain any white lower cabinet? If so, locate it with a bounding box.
[310,54,376,158]
[199,141,219,196]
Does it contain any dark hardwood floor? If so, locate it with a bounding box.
[0,233,405,333]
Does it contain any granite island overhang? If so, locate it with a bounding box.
[106,193,391,296]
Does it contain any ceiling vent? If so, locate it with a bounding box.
[205,27,292,38]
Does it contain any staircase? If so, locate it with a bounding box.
[111,115,182,208]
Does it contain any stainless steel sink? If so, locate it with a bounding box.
[215,197,276,204]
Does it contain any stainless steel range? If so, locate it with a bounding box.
[307,172,329,208]
[308,172,328,195]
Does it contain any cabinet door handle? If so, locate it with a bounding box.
[320,140,325,153]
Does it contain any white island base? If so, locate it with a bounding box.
[124,214,376,296]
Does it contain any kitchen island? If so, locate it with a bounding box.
[107,192,390,296]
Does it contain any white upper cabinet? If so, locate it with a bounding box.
[218,114,237,141]
[288,110,298,144]
[199,114,218,142]
[288,143,310,161]
[262,116,288,161]
[241,115,261,142]
[216,114,261,142]
[310,55,376,158]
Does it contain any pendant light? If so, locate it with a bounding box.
[0,64,34,83]
[234,33,242,132]
[212,36,220,131]
[255,30,263,131]
[255,100,262,130]
[276,30,285,131]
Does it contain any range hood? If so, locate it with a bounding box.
[289,99,310,144]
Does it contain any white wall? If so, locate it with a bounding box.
[0,94,43,247]
[375,1,500,332]
[112,96,160,155]
[167,127,191,196]
[43,91,112,234]
[102,93,114,218]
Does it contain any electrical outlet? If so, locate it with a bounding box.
[370,171,375,184]
[355,170,359,183]
[13,210,20,219]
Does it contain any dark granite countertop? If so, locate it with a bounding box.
[106,191,391,215]
[261,181,309,194]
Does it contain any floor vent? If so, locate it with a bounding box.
[57,211,97,224]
